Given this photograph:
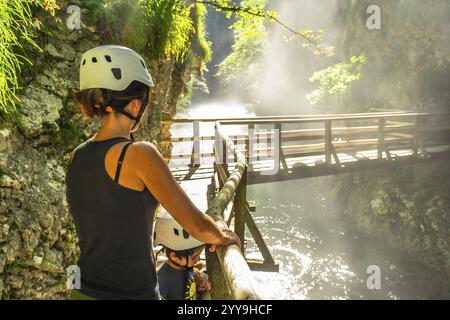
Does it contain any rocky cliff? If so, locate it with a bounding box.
[320,159,450,279]
[0,1,203,299]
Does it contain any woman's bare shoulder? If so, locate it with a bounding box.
[132,141,159,154]
[129,141,165,164]
[129,141,172,181]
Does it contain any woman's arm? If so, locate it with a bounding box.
[131,141,240,249]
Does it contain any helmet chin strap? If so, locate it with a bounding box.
[99,102,146,138]
[169,255,193,271]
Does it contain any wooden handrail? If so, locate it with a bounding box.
[217,112,450,125]
[205,121,264,300]
[160,110,420,124]
[161,124,417,144]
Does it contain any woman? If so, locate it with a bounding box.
[65,45,240,300]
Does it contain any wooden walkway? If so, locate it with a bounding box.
[171,144,450,184]
[168,112,450,184]
[164,111,450,299]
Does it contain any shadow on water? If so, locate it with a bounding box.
[246,179,450,300]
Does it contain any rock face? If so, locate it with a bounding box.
[323,159,450,278]
[0,3,201,299]
[0,125,77,299]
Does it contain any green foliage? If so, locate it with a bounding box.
[307,55,367,105]
[176,77,195,113]
[194,3,212,63]
[85,0,197,62]
[293,30,334,57]
[216,0,267,86]
[48,103,87,155]
[214,0,334,88]
[0,0,58,116]
[141,0,194,61]
[4,258,27,273]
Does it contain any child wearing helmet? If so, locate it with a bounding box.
[154,209,212,300]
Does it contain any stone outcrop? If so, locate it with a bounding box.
[0,2,202,299]
[322,159,450,278]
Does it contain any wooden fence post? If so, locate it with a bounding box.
[413,115,419,156]
[190,121,200,166]
[325,120,332,164]
[247,124,254,171]
[378,118,385,160]
[275,123,288,171]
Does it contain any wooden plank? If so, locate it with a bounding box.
[275,123,288,170]
[161,124,448,145]
[246,150,450,184]
[386,120,414,126]
[219,112,435,125]
[161,111,440,124]
[417,115,428,156]
[244,204,275,265]
[386,132,414,139]
[163,124,416,145]
[247,259,280,272]
[216,163,229,186]
[378,118,383,159]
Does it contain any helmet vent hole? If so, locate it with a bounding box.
[182,230,189,239]
[140,60,147,69]
[82,59,86,66]
[104,55,112,62]
[173,228,179,236]
[92,57,97,63]
[111,68,122,80]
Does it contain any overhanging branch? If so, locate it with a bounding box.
[196,0,319,46]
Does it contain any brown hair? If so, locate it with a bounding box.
[75,81,151,119]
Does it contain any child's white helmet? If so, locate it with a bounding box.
[154,209,203,251]
[79,45,154,91]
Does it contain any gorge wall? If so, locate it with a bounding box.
[0,0,204,299]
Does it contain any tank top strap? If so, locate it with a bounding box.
[114,141,133,183]
[87,137,132,168]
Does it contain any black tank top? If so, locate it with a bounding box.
[65,137,160,300]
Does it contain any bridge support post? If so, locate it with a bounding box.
[275,123,288,171]
[414,115,428,156]
[247,124,254,172]
[189,121,201,167]
[413,115,420,156]
[325,120,332,165]
[378,118,385,160]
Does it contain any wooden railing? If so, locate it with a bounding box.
[204,121,265,300]
[163,112,450,169]
[169,111,450,299]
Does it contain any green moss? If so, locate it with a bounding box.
[4,259,27,273]
[194,3,212,64]
[84,0,201,62]
[67,223,76,232]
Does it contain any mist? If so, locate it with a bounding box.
[189,0,450,299]
[201,0,450,115]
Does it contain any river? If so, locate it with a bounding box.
[169,102,450,300]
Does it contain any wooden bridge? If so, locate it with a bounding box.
[162,111,450,299]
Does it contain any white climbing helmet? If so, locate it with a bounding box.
[154,209,204,251]
[79,45,154,91]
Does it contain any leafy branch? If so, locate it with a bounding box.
[195,0,334,56]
